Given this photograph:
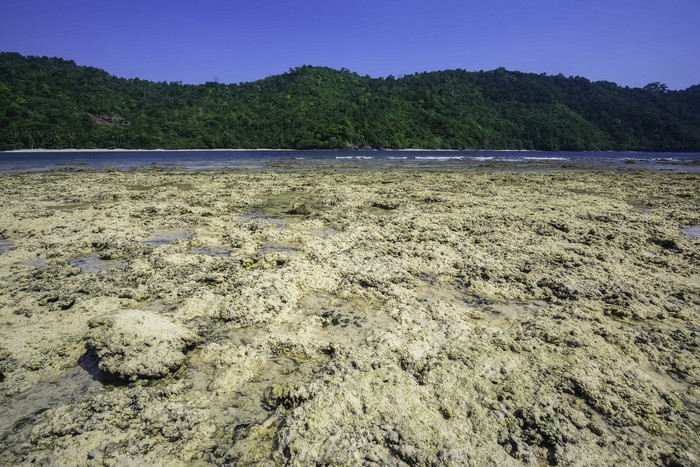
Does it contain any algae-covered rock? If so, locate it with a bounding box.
[286,202,310,215]
[0,167,698,466]
[86,309,197,381]
[0,346,15,383]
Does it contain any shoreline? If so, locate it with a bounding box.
[0,148,506,154]
[2,148,700,155]
[0,148,298,154]
[0,149,698,175]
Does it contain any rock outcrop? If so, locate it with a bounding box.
[86,310,197,381]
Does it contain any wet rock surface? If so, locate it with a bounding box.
[0,167,698,465]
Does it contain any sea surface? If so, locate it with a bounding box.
[0,150,699,172]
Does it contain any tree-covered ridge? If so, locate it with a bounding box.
[1,52,699,151]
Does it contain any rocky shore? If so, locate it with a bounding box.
[0,166,698,465]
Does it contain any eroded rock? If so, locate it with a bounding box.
[286,202,310,215]
[86,309,198,381]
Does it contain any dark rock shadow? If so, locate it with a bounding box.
[78,348,126,386]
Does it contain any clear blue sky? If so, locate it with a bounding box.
[1,0,698,89]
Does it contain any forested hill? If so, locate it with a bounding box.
[1,52,699,151]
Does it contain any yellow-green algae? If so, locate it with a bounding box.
[0,167,697,466]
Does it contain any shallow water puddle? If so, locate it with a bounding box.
[192,246,232,257]
[46,200,113,211]
[248,191,326,222]
[0,366,101,443]
[18,258,47,268]
[186,334,332,444]
[240,214,289,228]
[0,239,12,254]
[363,205,399,216]
[627,199,652,213]
[257,242,298,254]
[143,228,195,245]
[566,188,600,195]
[127,182,195,192]
[139,298,171,314]
[681,225,700,238]
[69,254,125,273]
[295,291,397,345]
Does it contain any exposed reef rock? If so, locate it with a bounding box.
[86,310,198,381]
[0,166,697,465]
[286,202,311,215]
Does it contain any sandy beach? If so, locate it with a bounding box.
[0,166,698,465]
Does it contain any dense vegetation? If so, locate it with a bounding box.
[1,52,699,151]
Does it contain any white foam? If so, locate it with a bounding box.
[415,156,464,160]
[522,157,568,161]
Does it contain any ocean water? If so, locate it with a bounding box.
[0,150,698,172]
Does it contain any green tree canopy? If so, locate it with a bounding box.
[1,52,698,151]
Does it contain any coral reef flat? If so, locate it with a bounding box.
[0,166,698,466]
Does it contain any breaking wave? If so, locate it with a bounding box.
[415,156,464,160]
[522,156,569,161]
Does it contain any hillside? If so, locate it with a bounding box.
[1,52,699,151]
